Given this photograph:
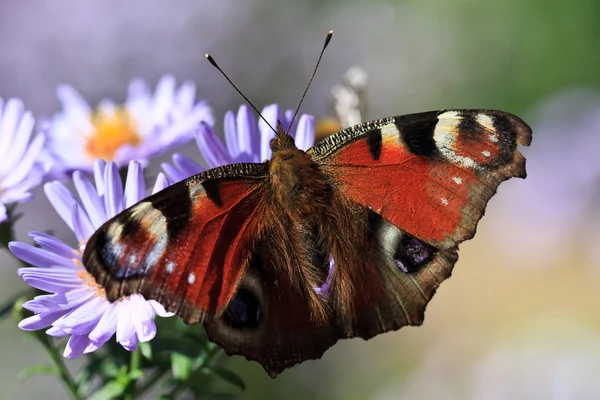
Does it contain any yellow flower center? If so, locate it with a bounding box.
[85,108,141,161]
[76,269,107,298]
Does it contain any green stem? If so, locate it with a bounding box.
[124,348,142,400]
[38,336,82,400]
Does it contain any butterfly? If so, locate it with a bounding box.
[82,105,531,377]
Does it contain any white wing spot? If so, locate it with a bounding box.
[452,176,463,185]
[482,150,491,157]
[441,197,449,206]
[128,254,137,265]
[166,261,175,274]
[188,273,196,284]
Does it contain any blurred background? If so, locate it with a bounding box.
[1,0,600,399]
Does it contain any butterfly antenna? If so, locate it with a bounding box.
[286,30,333,135]
[205,53,277,134]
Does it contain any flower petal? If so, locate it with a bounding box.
[195,122,233,168]
[88,303,118,343]
[237,105,260,162]
[64,335,92,358]
[152,172,170,194]
[123,160,145,208]
[0,109,34,175]
[19,310,66,331]
[73,170,106,227]
[294,114,316,151]
[2,133,45,188]
[29,231,75,260]
[172,153,203,177]
[9,242,73,268]
[103,162,124,218]
[259,104,283,160]
[93,159,107,196]
[0,99,23,162]
[223,110,239,158]
[71,203,95,243]
[44,181,78,231]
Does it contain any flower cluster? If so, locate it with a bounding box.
[2,76,315,357]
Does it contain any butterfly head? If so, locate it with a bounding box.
[270,120,297,154]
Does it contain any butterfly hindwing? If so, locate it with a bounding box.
[83,163,269,323]
[309,109,532,248]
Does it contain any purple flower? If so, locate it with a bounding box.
[162,104,315,182]
[46,75,214,174]
[9,160,172,357]
[0,98,50,222]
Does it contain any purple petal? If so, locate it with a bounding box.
[9,242,73,268]
[284,109,295,133]
[29,232,75,260]
[160,162,185,183]
[116,302,138,351]
[23,289,93,313]
[149,300,174,317]
[103,162,124,218]
[152,74,176,125]
[294,114,316,151]
[88,303,118,343]
[71,203,94,243]
[123,161,145,208]
[195,122,233,168]
[46,326,69,337]
[0,99,23,161]
[237,105,260,162]
[73,170,106,227]
[1,133,45,188]
[44,181,78,231]
[223,110,239,158]
[19,310,66,331]
[259,104,283,160]
[172,153,203,177]
[0,110,34,175]
[56,85,93,133]
[152,173,170,195]
[131,296,157,342]
[64,335,92,358]
[0,203,6,223]
[52,296,107,335]
[19,269,82,293]
[93,160,107,196]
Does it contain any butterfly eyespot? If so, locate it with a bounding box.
[394,235,435,274]
[222,288,263,329]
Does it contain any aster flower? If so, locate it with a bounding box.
[46,74,214,173]
[0,98,50,223]
[9,160,172,358]
[162,104,315,182]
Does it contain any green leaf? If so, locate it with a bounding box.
[139,341,152,360]
[211,367,246,392]
[89,381,127,400]
[171,352,193,381]
[18,364,59,381]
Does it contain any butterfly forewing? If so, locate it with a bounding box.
[83,163,269,323]
[309,109,532,248]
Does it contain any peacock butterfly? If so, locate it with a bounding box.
[82,31,532,377]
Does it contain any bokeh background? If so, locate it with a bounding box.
[1,1,600,399]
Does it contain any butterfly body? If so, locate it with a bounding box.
[83,109,531,377]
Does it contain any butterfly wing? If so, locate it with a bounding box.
[309,110,532,248]
[83,163,269,323]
